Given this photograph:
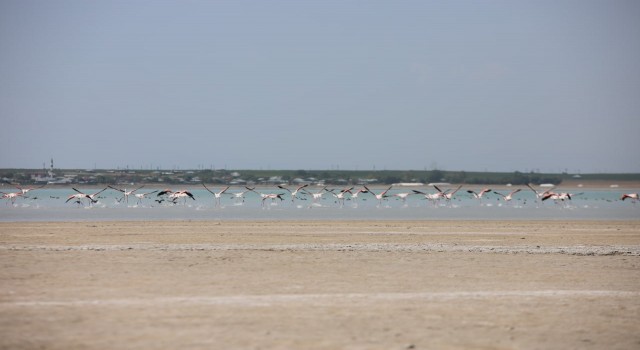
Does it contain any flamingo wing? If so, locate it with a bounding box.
[277,185,292,193]
[201,183,216,195]
[108,185,125,193]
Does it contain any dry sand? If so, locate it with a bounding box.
[1,220,639,349]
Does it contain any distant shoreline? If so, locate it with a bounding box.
[2,168,639,189]
[2,180,639,190]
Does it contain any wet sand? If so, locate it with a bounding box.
[1,220,639,349]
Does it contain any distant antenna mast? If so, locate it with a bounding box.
[48,158,55,177]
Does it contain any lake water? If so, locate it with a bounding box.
[0,187,638,222]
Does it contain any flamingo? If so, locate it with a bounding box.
[230,187,253,204]
[246,187,285,207]
[202,183,230,207]
[134,190,159,205]
[277,184,309,203]
[66,189,92,206]
[392,192,414,206]
[542,191,583,203]
[326,187,353,207]
[526,184,555,202]
[493,189,522,202]
[621,193,639,202]
[347,187,369,207]
[15,184,46,196]
[412,189,445,206]
[467,188,492,200]
[436,184,463,202]
[157,189,195,205]
[108,185,145,204]
[67,187,108,206]
[1,191,23,205]
[349,188,369,201]
[363,185,392,206]
[303,186,328,206]
[85,187,108,204]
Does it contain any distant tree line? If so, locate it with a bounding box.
[2,168,638,186]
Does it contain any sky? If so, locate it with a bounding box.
[1,0,639,173]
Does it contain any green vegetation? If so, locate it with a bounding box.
[1,168,639,186]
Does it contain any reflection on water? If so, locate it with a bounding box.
[0,187,638,222]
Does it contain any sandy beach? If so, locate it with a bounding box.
[1,220,639,349]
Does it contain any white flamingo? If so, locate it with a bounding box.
[85,187,108,204]
[66,189,91,206]
[230,187,253,204]
[67,187,108,206]
[1,190,23,205]
[134,190,159,205]
[277,184,309,203]
[621,193,639,203]
[412,189,445,206]
[15,184,46,196]
[157,189,195,205]
[326,187,353,207]
[392,192,414,205]
[247,187,285,207]
[467,188,492,200]
[526,184,555,201]
[202,183,230,207]
[303,186,328,206]
[347,187,369,207]
[363,185,392,206]
[349,188,369,201]
[542,191,582,203]
[108,185,145,204]
[436,184,463,202]
[493,189,522,202]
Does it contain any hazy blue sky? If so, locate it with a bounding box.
[1,0,639,172]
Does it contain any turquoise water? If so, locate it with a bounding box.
[0,187,638,221]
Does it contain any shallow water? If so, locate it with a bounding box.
[0,187,638,222]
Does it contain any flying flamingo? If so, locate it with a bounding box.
[15,184,46,196]
[230,187,253,204]
[347,187,369,207]
[349,188,369,201]
[108,185,145,204]
[526,184,555,202]
[134,190,159,205]
[436,185,463,204]
[363,185,392,206]
[412,189,445,206]
[157,189,195,205]
[493,189,522,203]
[1,191,23,205]
[66,189,94,206]
[542,191,583,203]
[246,187,285,208]
[467,188,492,201]
[326,187,354,207]
[66,192,89,205]
[67,187,108,206]
[303,186,328,206]
[392,192,414,206]
[202,183,230,207]
[277,184,309,203]
[85,187,108,204]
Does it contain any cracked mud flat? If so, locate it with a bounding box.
[1,220,639,349]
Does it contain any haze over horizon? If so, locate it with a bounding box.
[1,1,639,173]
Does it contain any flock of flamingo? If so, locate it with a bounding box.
[1,183,639,208]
